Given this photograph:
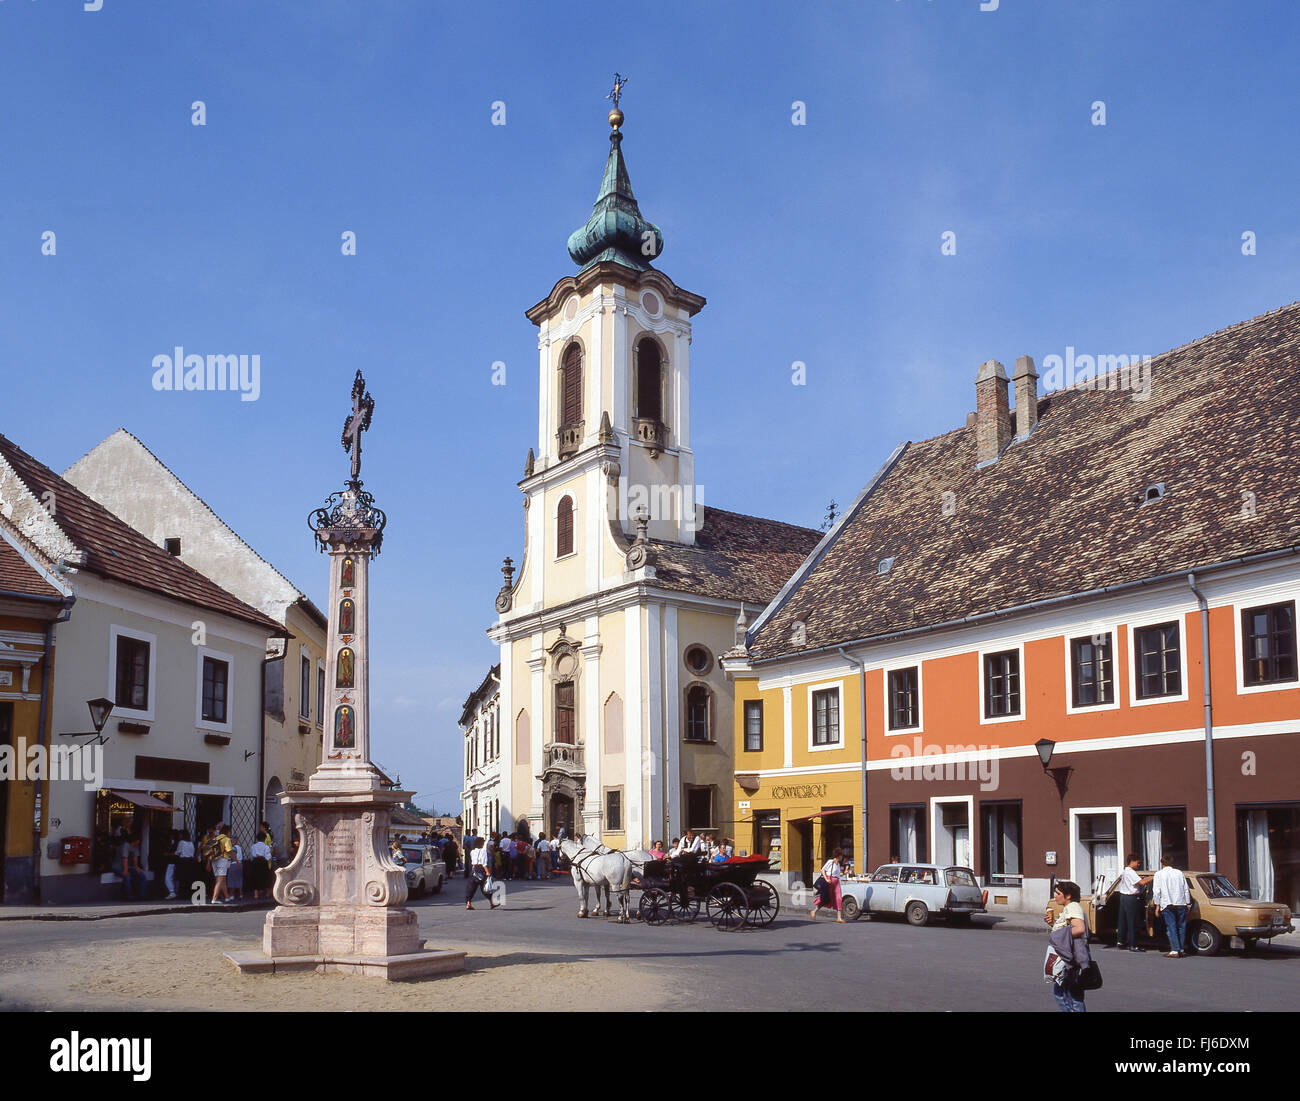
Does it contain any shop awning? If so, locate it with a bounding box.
[107,789,180,812]
[788,808,853,823]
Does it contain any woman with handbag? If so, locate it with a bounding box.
[1043,880,1096,1012]
[809,847,847,923]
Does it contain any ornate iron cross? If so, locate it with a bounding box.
[607,72,628,109]
[341,369,375,481]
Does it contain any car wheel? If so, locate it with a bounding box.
[433,875,444,894]
[906,901,929,927]
[841,895,861,921]
[1191,920,1222,956]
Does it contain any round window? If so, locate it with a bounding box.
[684,645,713,675]
[641,291,661,317]
[563,295,579,321]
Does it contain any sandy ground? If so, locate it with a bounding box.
[0,932,671,1012]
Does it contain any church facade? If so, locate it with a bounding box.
[482,104,819,849]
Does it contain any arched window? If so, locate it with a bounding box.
[686,684,711,742]
[561,343,583,427]
[556,495,574,557]
[636,338,662,422]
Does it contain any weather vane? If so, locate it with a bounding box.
[607,72,628,109]
[341,369,375,483]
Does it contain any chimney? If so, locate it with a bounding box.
[1012,355,1039,439]
[974,360,1012,466]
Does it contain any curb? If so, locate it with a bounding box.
[0,901,275,923]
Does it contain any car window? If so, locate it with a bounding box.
[871,866,900,882]
[945,868,977,887]
[1197,874,1241,900]
[403,849,424,865]
[901,867,934,885]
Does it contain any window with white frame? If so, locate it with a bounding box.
[983,650,1020,718]
[1070,633,1114,707]
[811,687,840,746]
[201,656,229,723]
[1241,601,1296,686]
[299,650,311,719]
[980,801,1022,884]
[887,667,920,730]
[1134,622,1181,699]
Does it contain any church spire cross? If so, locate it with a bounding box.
[341,369,375,482]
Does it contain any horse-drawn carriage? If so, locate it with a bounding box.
[635,854,781,931]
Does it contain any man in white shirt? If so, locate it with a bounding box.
[1152,856,1191,957]
[675,831,705,857]
[1115,854,1154,952]
[535,834,551,880]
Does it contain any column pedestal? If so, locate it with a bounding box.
[225,787,465,981]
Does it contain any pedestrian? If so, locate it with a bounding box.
[441,833,459,877]
[117,823,146,901]
[499,833,515,880]
[810,847,846,922]
[210,824,234,904]
[175,831,198,901]
[461,830,475,878]
[1153,855,1191,958]
[535,832,551,880]
[515,834,530,880]
[228,838,245,901]
[1114,854,1153,951]
[162,829,181,899]
[1044,880,1092,1012]
[465,837,498,910]
[248,833,273,899]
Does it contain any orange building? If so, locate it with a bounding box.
[724,303,1300,922]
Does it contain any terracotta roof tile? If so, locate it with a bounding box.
[0,433,283,634]
[750,300,1300,661]
[649,507,822,605]
[0,539,61,599]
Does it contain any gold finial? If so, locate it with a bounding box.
[606,72,627,130]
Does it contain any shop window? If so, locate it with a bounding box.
[980,801,1022,884]
[1073,810,1120,890]
[753,810,781,869]
[1237,804,1300,913]
[743,699,763,751]
[1070,634,1114,706]
[811,688,840,746]
[888,667,919,730]
[1135,622,1181,698]
[983,650,1020,718]
[933,800,972,868]
[889,805,926,865]
[1242,601,1296,686]
[1130,807,1188,870]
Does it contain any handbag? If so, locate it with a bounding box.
[1076,961,1103,991]
[1043,946,1068,985]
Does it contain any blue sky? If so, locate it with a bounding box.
[3,0,1297,811]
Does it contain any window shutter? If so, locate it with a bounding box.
[562,345,583,426]
[637,339,662,421]
[556,496,574,557]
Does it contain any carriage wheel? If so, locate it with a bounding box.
[639,888,672,926]
[670,891,701,923]
[706,883,747,931]
[748,879,781,927]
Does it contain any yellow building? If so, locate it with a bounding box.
[484,104,818,848]
[0,523,74,903]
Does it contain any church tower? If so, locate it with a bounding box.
[483,85,821,851]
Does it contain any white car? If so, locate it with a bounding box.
[401,846,446,898]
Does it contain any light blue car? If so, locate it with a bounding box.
[839,863,987,925]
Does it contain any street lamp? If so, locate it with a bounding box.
[1035,737,1072,820]
[87,697,114,736]
[1035,738,1055,771]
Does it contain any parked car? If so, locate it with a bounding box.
[1048,870,1293,956]
[401,846,446,898]
[839,863,987,925]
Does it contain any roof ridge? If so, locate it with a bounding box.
[70,428,312,603]
[706,504,821,536]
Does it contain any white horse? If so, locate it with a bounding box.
[559,837,644,922]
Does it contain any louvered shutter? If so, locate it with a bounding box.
[556,496,574,557]
[562,345,583,425]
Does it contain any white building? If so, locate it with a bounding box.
[63,429,328,850]
[459,665,500,837]
[0,431,281,903]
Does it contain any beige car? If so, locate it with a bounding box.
[1049,871,1292,956]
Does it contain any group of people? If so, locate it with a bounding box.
[1045,854,1195,1013]
[112,819,282,905]
[650,832,738,863]
[458,829,561,883]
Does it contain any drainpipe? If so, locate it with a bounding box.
[837,647,868,872]
[31,596,76,904]
[1187,574,1217,873]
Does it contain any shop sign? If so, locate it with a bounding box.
[738,800,750,810]
[1193,817,1209,842]
[768,783,828,800]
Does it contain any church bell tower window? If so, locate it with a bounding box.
[634,337,667,452]
[556,495,575,558]
[558,343,584,459]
